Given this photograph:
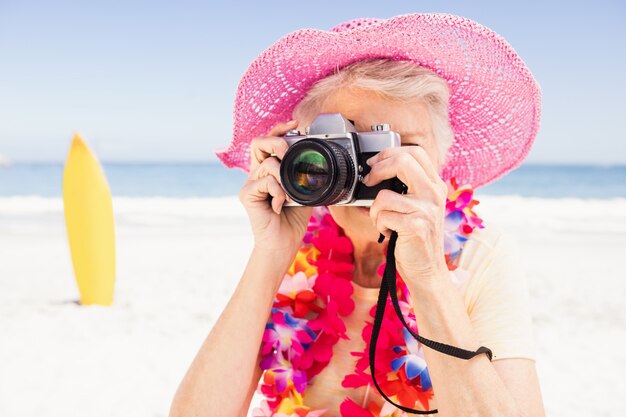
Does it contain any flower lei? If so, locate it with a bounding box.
[254,178,484,417]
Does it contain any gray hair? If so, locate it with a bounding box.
[292,59,454,167]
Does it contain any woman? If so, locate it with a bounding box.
[170,14,545,417]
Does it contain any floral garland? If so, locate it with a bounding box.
[254,178,484,417]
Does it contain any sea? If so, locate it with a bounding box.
[0,162,625,199]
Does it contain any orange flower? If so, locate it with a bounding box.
[289,246,319,277]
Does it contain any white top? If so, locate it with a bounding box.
[303,225,536,415]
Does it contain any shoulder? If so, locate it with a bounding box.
[455,225,537,361]
[457,223,520,273]
[456,223,529,312]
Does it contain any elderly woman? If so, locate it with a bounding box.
[170,14,545,417]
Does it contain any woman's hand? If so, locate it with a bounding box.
[363,145,449,288]
[239,119,313,256]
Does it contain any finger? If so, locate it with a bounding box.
[241,175,286,214]
[249,120,298,173]
[374,209,417,238]
[372,209,392,240]
[250,154,281,181]
[249,156,294,203]
[249,136,290,173]
[267,119,299,137]
[366,146,440,184]
[364,153,439,200]
[369,189,416,225]
[370,190,439,236]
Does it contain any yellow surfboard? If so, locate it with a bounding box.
[62,133,116,305]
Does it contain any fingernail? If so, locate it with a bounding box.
[366,157,374,166]
[362,174,369,183]
[288,119,297,125]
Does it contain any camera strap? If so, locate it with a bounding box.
[368,230,493,414]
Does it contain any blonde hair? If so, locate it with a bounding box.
[293,59,454,167]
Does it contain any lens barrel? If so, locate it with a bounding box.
[280,138,355,206]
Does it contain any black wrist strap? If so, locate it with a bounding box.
[368,230,493,414]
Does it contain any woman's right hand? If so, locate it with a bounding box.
[239,119,314,254]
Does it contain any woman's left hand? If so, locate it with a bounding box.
[363,145,449,288]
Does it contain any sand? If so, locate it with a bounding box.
[0,195,624,417]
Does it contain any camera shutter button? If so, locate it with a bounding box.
[371,124,391,131]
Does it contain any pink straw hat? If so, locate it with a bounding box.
[214,13,542,188]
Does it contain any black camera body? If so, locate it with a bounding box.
[280,113,406,207]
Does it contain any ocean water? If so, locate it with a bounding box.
[0,162,625,199]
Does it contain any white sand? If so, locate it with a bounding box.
[0,195,625,417]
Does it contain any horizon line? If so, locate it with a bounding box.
[1,160,626,168]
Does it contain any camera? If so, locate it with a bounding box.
[280,113,407,207]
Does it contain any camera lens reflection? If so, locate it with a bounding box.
[291,150,330,195]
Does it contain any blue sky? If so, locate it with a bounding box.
[0,0,624,164]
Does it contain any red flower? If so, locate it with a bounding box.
[339,397,375,417]
[311,214,354,265]
[378,370,434,411]
[298,332,339,380]
[343,293,408,391]
[313,272,355,316]
[341,367,372,389]
[308,300,348,339]
[314,258,354,278]
[275,290,321,318]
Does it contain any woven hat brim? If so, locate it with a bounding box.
[215,13,542,188]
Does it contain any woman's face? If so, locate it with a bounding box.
[304,87,442,245]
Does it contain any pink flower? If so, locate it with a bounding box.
[397,302,417,335]
[272,367,308,394]
[262,309,314,357]
[444,177,485,259]
[261,359,308,394]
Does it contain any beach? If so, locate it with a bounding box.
[1,194,625,417]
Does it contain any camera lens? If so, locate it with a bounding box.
[291,150,330,195]
[280,138,355,206]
